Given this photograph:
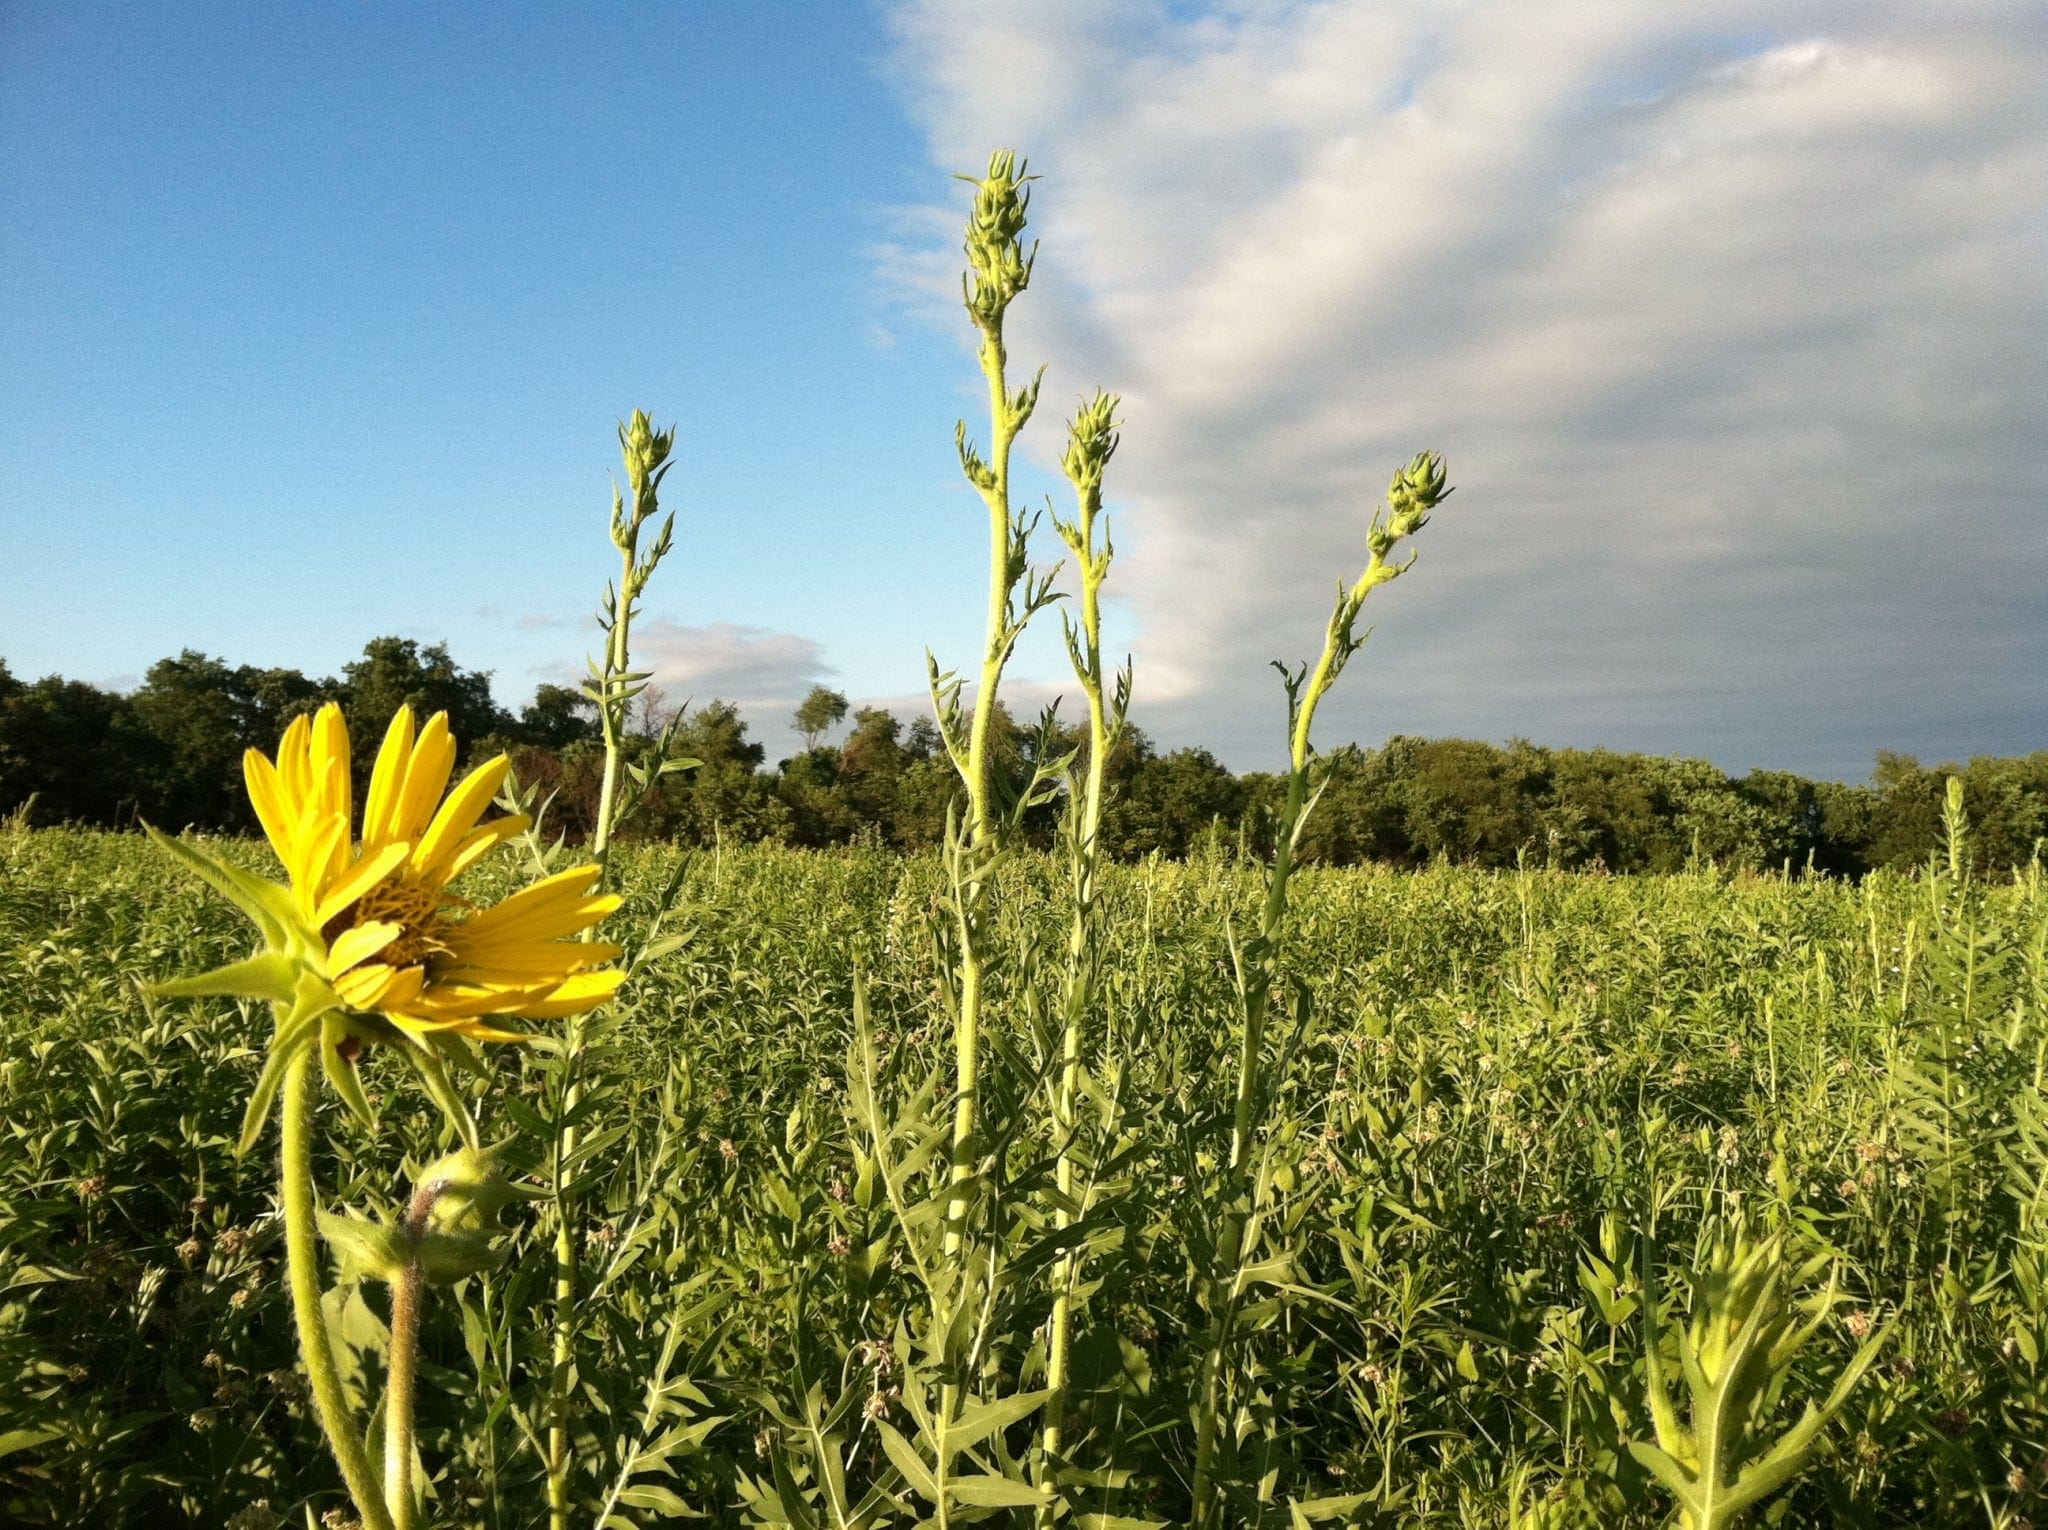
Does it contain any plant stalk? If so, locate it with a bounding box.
[383,1178,443,1530]
[281,1044,396,1530]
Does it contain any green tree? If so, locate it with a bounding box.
[0,674,161,826]
[341,637,508,777]
[129,651,245,829]
[1870,752,1944,870]
[1105,744,1247,859]
[792,686,849,752]
[516,683,601,750]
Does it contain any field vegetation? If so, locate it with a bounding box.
[3,825,2045,1524]
[2,150,2043,1530]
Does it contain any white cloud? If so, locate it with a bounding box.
[622,620,835,750]
[882,1,2048,778]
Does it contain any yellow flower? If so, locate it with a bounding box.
[243,702,624,1043]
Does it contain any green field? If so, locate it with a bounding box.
[3,825,2044,1526]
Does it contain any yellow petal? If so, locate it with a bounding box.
[501,968,627,1019]
[313,840,412,928]
[276,713,314,806]
[456,866,608,941]
[243,748,293,864]
[361,706,417,849]
[441,814,530,883]
[393,713,456,843]
[335,962,425,1011]
[310,704,352,828]
[328,920,402,974]
[295,813,351,917]
[414,755,511,879]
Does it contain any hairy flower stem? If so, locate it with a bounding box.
[383,1181,442,1530]
[281,1046,396,1530]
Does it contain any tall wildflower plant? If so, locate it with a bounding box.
[140,411,687,1530]
[1039,390,1130,1502]
[888,146,1072,1529]
[1188,451,1451,1528]
[538,409,696,1529]
[1629,1217,1894,1529]
[144,708,626,1530]
[927,150,1060,1256]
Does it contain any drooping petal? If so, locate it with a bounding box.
[499,968,629,1019]
[452,866,612,943]
[313,841,412,929]
[328,919,403,975]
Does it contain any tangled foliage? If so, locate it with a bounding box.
[3,826,2043,1526]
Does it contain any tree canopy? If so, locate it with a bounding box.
[4,640,2042,877]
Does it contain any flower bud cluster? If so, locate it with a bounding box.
[961,150,1036,330]
[1061,391,1121,497]
[1369,451,1450,561]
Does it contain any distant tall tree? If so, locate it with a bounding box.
[1870,752,1944,871]
[341,637,507,776]
[793,686,849,751]
[0,675,160,826]
[129,651,247,829]
[517,683,601,750]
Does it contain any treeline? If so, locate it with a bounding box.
[3,643,2043,876]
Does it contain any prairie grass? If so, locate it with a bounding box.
[3,826,2043,1524]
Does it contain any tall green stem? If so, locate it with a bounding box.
[941,151,1040,1261]
[281,1045,396,1530]
[549,411,674,1528]
[1191,451,1449,1528]
[1041,394,1121,1496]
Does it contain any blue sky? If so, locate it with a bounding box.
[5,2,2044,778]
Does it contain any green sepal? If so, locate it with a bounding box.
[416,1141,539,1233]
[404,1037,480,1150]
[321,1012,378,1130]
[236,1001,325,1156]
[417,1227,504,1285]
[317,1209,410,1285]
[148,949,300,1005]
[142,823,301,949]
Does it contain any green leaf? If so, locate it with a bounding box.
[949,1474,1046,1508]
[0,1428,59,1461]
[236,1004,322,1155]
[950,1389,1050,1451]
[318,1210,408,1284]
[321,1013,377,1129]
[877,1421,937,1503]
[418,1227,503,1285]
[142,824,296,946]
[617,1483,697,1515]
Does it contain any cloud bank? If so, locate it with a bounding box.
[882,1,2048,778]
